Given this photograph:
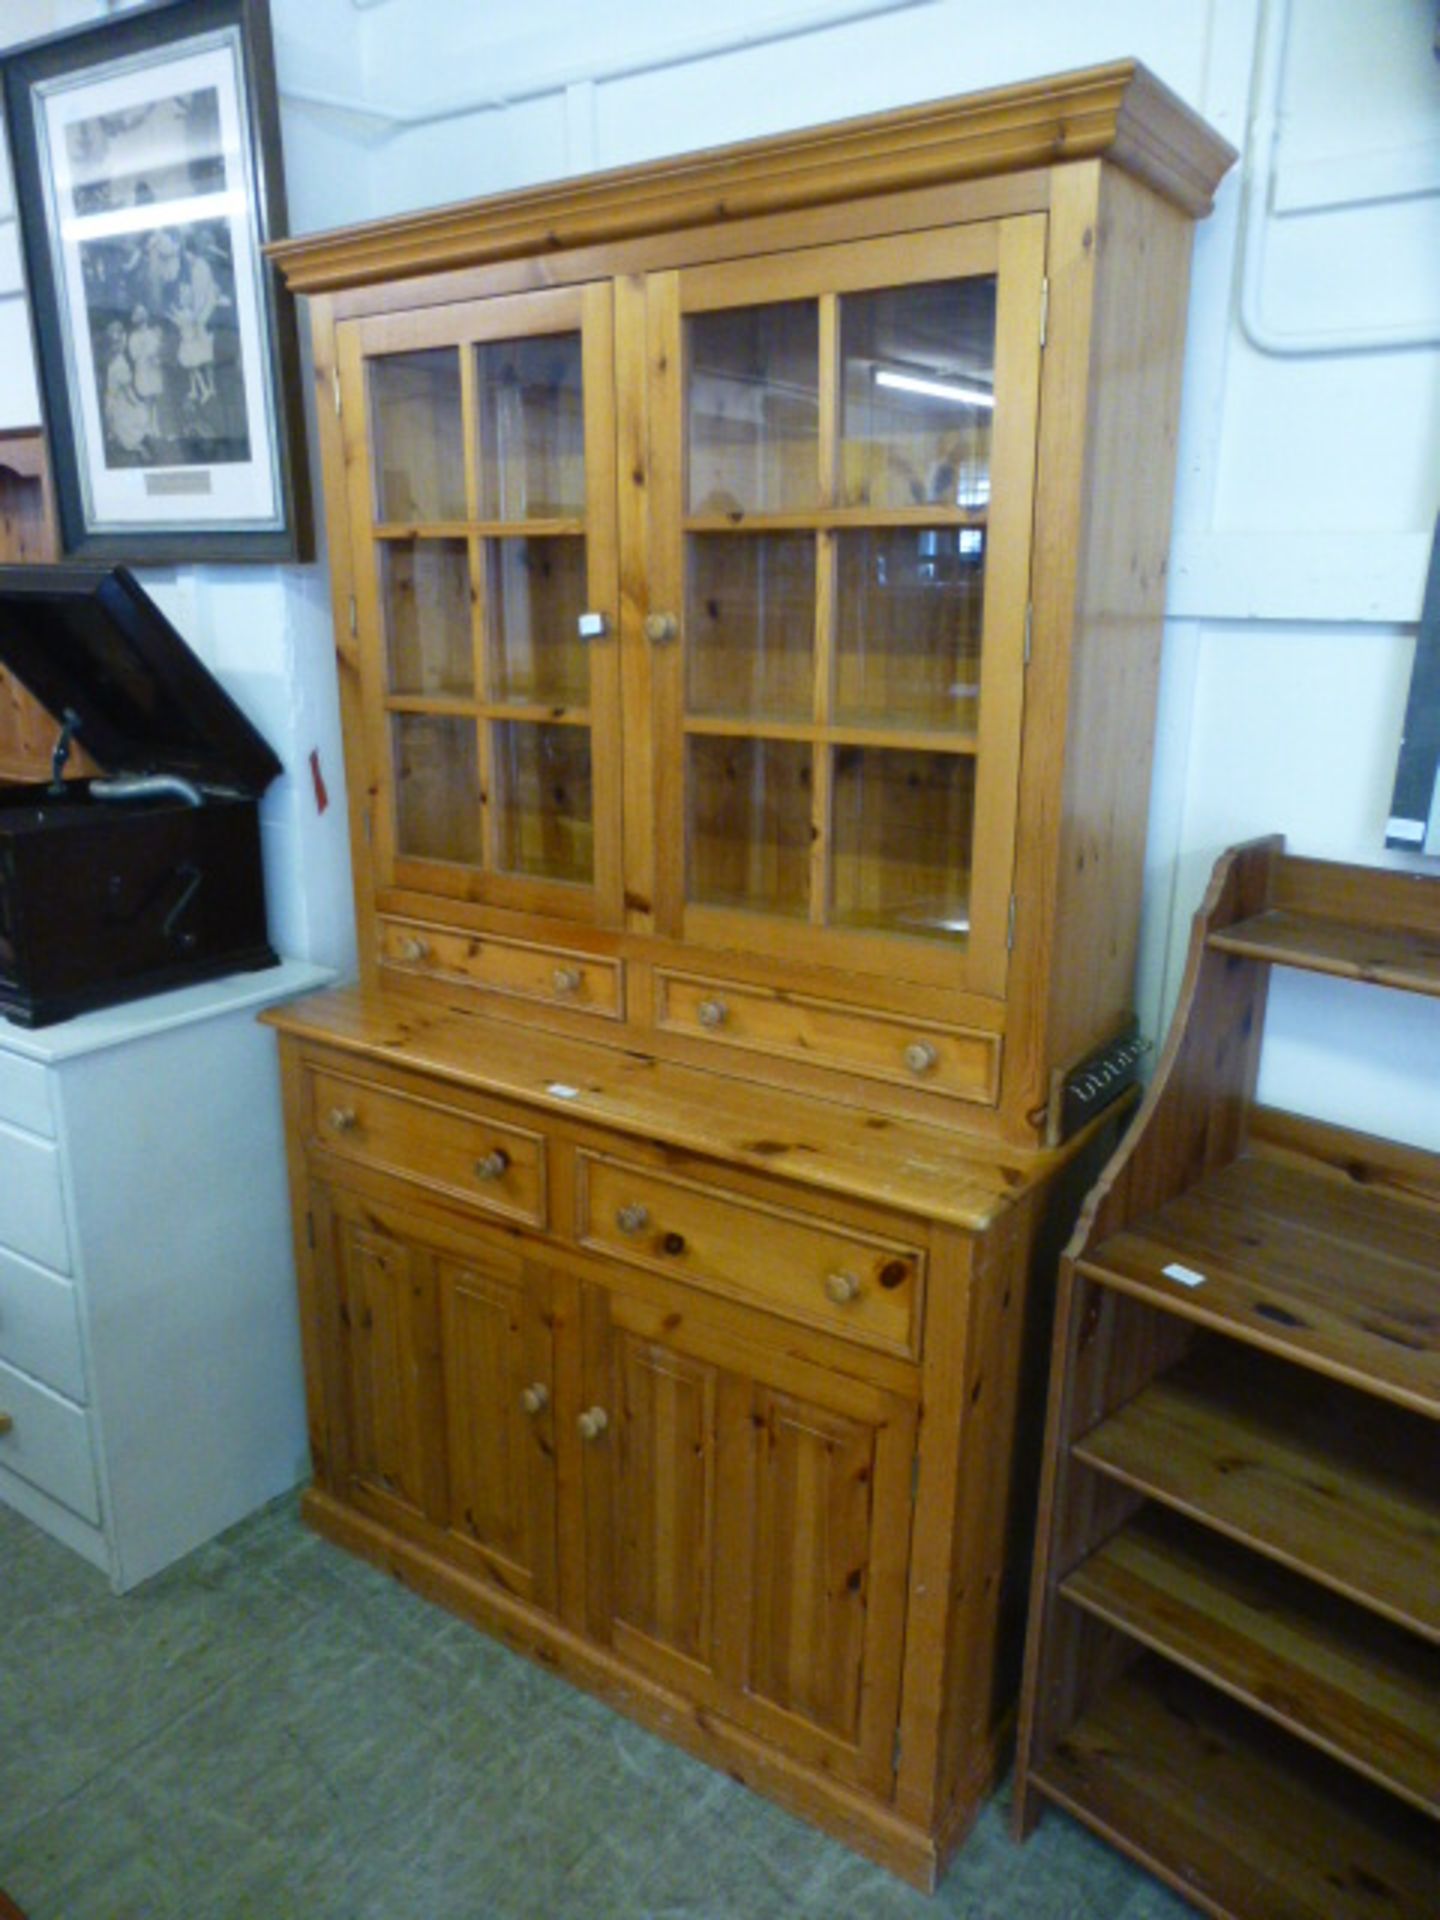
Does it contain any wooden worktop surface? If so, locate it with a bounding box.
[263,984,1084,1231]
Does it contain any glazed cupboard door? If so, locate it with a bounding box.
[644,217,1045,997]
[577,1282,916,1793]
[311,1184,558,1610]
[338,285,622,926]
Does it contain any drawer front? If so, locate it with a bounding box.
[0,1051,53,1137]
[656,972,1000,1105]
[0,1356,99,1524]
[0,1246,85,1401]
[379,919,623,1021]
[307,1067,546,1227]
[0,1121,70,1274]
[577,1155,923,1357]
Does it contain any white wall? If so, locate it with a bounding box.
[0,0,1436,1146]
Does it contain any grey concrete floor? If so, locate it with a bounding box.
[0,1494,1192,1919]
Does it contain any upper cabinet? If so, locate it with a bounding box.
[276,62,1235,1143]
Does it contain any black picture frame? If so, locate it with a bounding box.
[2,0,311,563]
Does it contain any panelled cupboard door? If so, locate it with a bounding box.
[578,1282,917,1793]
[317,1182,451,1531]
[314,1184,558,1611]
[644,216,1046,997]
[338,283,623,926]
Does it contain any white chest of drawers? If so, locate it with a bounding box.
[0,960,329,1590]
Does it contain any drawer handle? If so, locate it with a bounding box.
[696,998,728,1029]
[552,966,583,995]
[644,611,678,645]
[0,1412,12,1437]
[616,1203,649,1235]
[824,1271,861,1306]
[475,1149,511,1182]
[903,1040,939,1076]
[520,1383,549,1416]
[397,936,431,963]
[329,1107,359,1132]
[578,1405,609,1441]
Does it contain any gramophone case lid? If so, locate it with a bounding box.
[0,563,283,795]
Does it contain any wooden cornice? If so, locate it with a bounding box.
[268,60,1235,295]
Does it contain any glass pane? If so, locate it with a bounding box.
[488,536,588,706]
[838,278,996,510]
[686,534,814,723]
[687,302,819,515]
[493,722,593,884]
[830,747,973,941]
[380,540,473,697]
[371,350,466,523]
[835,528,986,730]
[476,334,585,521]
[687,736,810,918]
[393,713,480,864]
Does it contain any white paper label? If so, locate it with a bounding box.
[546,1082,582,1100]
[1162,1262,1207,1289]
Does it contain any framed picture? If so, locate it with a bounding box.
[2,0,311,562]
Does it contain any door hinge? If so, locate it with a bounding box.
[1007,894,1018,951]
[333,367,343,416]
[1039,276,1049,349]
[1023,602,1034,667]
[348,594,358,638]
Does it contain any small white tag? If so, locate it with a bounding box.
[546,1082,582,1100]
[1162,1262,1207,1289]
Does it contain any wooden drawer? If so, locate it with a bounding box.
[0,1246,85,1401]
[0,1049,53,1137]
[576,1154,923,1358]
[656,971,1000,1106]
[379,918,623,1021]
[0,1355,99,1524]
[306,1066,547,1227]
[0,1120,70,1274]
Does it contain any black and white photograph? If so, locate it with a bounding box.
[1,0,309,561]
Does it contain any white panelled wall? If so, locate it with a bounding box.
[0,0,1436,1143]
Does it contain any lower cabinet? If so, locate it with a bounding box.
[275,1020,1082,1887]
[308,1172,914,1798]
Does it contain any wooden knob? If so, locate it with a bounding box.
[475,1148,511,1181]
[552,966,583,995]
[697,998,728,1029]
[578,1406,609,1441]
[0,1412,12,1437]
[824,1271,861,1305]
[329,1107,358,1132]
[643,611,678,644]
[903,1040,939,1076]
[520,1383,549,1415]
[616,1203,649,1235]
[397,936,430,963]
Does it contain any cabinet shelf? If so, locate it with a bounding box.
[1077,1152,1440,1417]
[682,506,989,535]
[374,519,586,541]
[1029,1658,1440,1920]
[1209,909,1440,997]
[1072,1347,1440,1641]
[1060,1507,1440,1815]
[681,715,980,755]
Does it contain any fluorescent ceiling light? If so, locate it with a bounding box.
[875,368,994,409]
